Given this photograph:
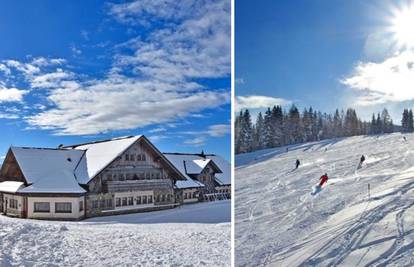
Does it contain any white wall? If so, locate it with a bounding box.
[3,194,24,216]
[27,196,85,219]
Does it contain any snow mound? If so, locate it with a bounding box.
[236,133,414,266]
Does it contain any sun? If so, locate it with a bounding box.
[389,3,414,49]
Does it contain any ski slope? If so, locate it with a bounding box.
[235,133,414,266]
[0,200,230,267]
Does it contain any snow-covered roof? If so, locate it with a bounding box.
[11,147,87,193]
[163,154,205,189]
[184,159,211,174]
[206,155,231,185]
[163,153,231,188]
[67,136,141,184]
[0,181,25,193]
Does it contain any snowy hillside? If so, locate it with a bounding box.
[236,133,414,266]
[0,200,230,267]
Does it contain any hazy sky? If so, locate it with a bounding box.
[236,0,414,123]
[0,0,231,161]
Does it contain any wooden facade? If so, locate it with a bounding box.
[0,136,230,220]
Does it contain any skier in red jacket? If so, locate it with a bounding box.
[319,173,328,187]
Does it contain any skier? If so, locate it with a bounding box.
[319,173,328,187]
[358,155,365,169]
[403,136,407,141]
[295,159,300,169]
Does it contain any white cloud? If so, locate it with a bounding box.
[178,123,230,142]
[342,50,414,106]
[0,1,230,135]
[0,113,19,119]
[0,64,11,75]
[184,136,206,147]
[30,69,74,89]
[207,124,230,137]
[111,0,230,82]
[4,60,40,76]
[27,78,229,135]
[235,95,292,111]
[0,87,28,103]
[31,57,66,67]
[149,127,166,133]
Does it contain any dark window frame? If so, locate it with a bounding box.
[34,202,50,213]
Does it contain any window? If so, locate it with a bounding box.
[148,196,153,204]
[116,198,121,207]
[193,192,197,198]
[125,154,130,161]
[143,196,147,204]
[55,202,72,213]
[161,195,165,202]
[151,173,155,179]
[126,173,131,180]
[167,194,171,201]
[106,174,112,181]
[107,199,113,208]
[137,154,142,161]
[136,196,141,205]
[146,173,150,179]
[92,200,98,209]
[79,201,84,212]
[156,173,160,179]
[184,193,187,199]
[9,199,18,209]
[130,154,135,161]
[100,199,106,208]
[122,197,127,206]
[128,197,133,206]
[34,202,50,212]
[119,174,125,181]
[156,195,160,202]
[142,154,146,161]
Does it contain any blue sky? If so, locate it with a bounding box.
[236,0,414,123]
[0,0,230,161]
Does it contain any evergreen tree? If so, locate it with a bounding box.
[376,113,382,134]
[370,113,377,134]
[254,112,265,150]
[271,105,284,146]
[409,109,414,132]
[238,109,254,153]
[235,111,243,154]
[263,108,274,148]
[287,105,302,144]
[402,109,408,132]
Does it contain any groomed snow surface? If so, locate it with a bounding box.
[236,133,414,266]
[0,200,230,267]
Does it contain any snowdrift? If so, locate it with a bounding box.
[236,133,414,266]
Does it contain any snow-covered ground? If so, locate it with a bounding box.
[0,200,230,267]
[236,133,414,266]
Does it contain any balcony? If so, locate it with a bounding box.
[103,179,173,193]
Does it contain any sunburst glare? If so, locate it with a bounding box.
[389,2,414,49]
